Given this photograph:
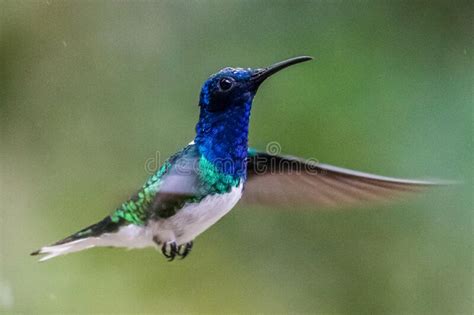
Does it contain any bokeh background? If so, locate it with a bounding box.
[1,1,472,314]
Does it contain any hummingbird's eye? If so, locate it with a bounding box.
[218,77,234,91]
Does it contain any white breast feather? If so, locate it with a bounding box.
[152,183,243,245]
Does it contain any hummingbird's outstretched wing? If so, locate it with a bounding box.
[242,150,446,209]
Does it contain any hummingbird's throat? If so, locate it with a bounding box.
[195,102,252,178]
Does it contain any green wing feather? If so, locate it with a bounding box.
[110,160,172,224]
[110,144,241,224]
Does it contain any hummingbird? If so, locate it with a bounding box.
[32,56,441,262]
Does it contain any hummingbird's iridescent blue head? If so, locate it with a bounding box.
[199,67,256,111]
[195,56,313,177]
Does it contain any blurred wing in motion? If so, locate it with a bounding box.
[243,150,446,209]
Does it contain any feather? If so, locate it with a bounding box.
[243,151,452,209]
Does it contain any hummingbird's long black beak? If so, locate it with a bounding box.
[251,56,313,87]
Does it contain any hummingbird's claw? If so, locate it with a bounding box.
[161,241,178,261]
[177,241,193,259]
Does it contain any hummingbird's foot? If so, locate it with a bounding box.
[177,241,193,259]
[161,240,178,261]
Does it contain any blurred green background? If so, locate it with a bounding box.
[1,1,472,314]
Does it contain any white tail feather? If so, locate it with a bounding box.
[36,238,98,262]
[33,225,154,261]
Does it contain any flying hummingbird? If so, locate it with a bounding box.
[31,56,442,262]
